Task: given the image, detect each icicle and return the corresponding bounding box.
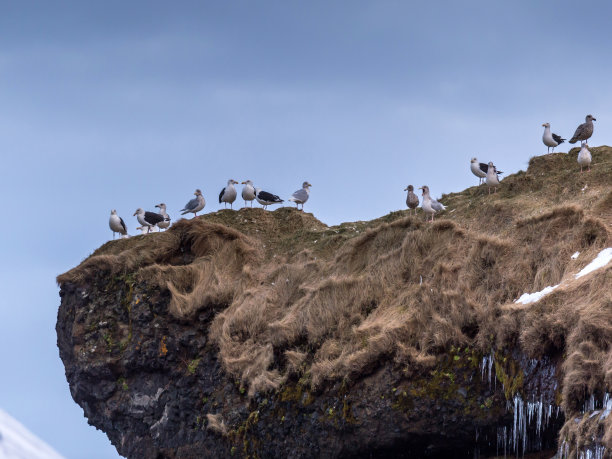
[480,351,495,388]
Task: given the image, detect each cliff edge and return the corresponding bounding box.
[57,148,612,458]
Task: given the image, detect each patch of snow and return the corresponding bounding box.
[575,248,612,279]
[517,248,612,305]
[515,285,560,305]
[0,408,64,459]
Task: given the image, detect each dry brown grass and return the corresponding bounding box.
[206,413,228,436]
[59,147,612,450]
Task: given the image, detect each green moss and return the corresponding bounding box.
[103,332,114,352]
[117,377,128,391]
[342,398,358,424]
[279,381,313,406]
[494,353,524,399]
[187,358,201,375]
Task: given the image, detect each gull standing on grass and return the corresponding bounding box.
[418,185,446,222]
[404,185,419,215]
[569,115,596,145]
[471,158,503,185]
[288,181,312,211]
[155,203,171,231]
[133,208,165,233]
[577,144,592,172]
[180,189,206,217]
[542,123,565,153]
[241,180,256,207]
[109,210,128,239]
[219,179,239,209]
[255,188,284,209]
[485,161,501,194]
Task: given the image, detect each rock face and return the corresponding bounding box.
[57,150,612,458]
[57,274,564,458]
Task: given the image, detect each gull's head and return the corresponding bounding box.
[303,181,312,188]
[242,180,253,186]
[228,179,238,185]
[488,161,495,169]
[587,114,596,122]
[419,185,429,195]
[471,157,478,163]
[133,208,144,216]
[111,209,117,215]
[155,203,166,210]
[542,122,550,128]
[194,189,202,196]
[404,185,414,192]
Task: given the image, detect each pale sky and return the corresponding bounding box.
[1,1,611,457]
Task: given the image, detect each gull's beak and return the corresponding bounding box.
[593,117,597,121]
[155,205,159,208]
[241,181,246,184]
[542,123,546,127]
[404,187,408,191]
[133,211,137,216]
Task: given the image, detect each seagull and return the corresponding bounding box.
[154,203,171,231]
[255,188,284,209]
[134,208,165,233]
[470,158,487,185]
[577,143,592,172]
[404,185,419,215]
[109,210,128,239]
[470,158,503,185]
[288,181,312,211]
[485,161,501,194]
[569,115,596,145]
[241,180,256,207]
[418,185,446,222]
[219,179,239,209]
[180,189,206,217]
[542,123,566,153]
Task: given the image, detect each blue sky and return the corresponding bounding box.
[1,1,611,457]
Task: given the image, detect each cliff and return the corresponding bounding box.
[57,147,612,458]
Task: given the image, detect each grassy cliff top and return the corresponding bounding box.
[58,146,612,453]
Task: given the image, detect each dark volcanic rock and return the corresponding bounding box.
[56,273,564,458]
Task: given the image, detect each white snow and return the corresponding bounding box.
[515,248,612,305]
[515,284,560,305]
[575,248,612,279]
[0,408,64,459]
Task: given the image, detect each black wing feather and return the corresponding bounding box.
[552,133,565,144]
[218,188,225,203]
[119,217,127,233]
[258,190,283,202]
[479,163,488,173]
[144,211,165,225]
